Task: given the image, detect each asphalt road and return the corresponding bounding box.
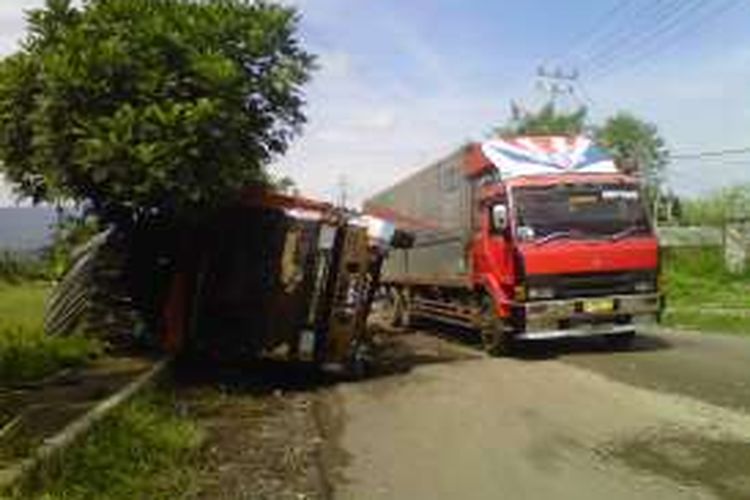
[324,327,750,500]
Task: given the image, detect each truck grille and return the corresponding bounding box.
[527,270,655,299]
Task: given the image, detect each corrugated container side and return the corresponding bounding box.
[364,145,477,285]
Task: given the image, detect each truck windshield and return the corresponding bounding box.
[512,184,651,241]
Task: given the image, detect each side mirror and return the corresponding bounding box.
[391,229,415,249]
[491,205,508,233]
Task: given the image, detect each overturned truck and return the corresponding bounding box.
[47,188,406,373]
[164,189,400,370]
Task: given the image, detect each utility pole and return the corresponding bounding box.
[337,174,348,209]
[534,65,581,109]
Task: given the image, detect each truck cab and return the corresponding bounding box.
[472,140,662,352]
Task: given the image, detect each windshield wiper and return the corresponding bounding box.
[533,230,582,246]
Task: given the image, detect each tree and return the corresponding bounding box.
[0,0,314,225]
[496,103,588,137]
[272,175,298,195]
[595,113,668,196]
[682,184,750,226]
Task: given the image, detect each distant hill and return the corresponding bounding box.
[0,207,57,251]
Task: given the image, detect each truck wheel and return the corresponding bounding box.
[479,296,513,356]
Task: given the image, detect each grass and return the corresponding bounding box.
[10,391,204,500]
[662,309,750,335]
[0,282,99,385]
[662,248,750,335]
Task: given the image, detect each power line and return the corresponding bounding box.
[548,0,637,67]
[671,146,750,160]
[539,0,708,98]
[585,0,708,79]
[573,0,685,71]
[590,0,742,81]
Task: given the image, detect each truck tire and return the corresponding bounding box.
[479,295,513,356]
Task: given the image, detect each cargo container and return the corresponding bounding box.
[364,136,663,354]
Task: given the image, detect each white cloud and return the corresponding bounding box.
[319,50,351,79]
[588,45,750,196]
[271,47,515,206]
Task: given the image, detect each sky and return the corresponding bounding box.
[2,0,750,206]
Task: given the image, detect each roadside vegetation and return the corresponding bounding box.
[0,251,49,284]
[662,248,750,335]
[10,391,204,500]
[0,280,99,385]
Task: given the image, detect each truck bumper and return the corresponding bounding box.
[513,293,662,340]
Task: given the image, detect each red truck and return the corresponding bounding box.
[364,135,662,354]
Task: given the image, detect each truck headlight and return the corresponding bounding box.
[634,281,655,293]
[527,287,555,300]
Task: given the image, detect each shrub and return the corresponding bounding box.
[0,325,100,385]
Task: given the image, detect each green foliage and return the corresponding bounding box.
[681,184,750,226]
[0,281,50,330]
[663,309,750,336]
[0,283,99,384]
[13,391,203,499]
[0,326,99,384]
[595,112,668,191]
[45,211,101,278]
[272,174,298,195]
[662,248,750,335]
[663,248,750,305]
[497,103,587,136]
[0,0,314,223]
[0,250,50,283]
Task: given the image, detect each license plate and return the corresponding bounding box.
[583,298,614,314]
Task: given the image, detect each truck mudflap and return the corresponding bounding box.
[513,293,662,340]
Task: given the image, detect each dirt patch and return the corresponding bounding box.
[174,373,330,500]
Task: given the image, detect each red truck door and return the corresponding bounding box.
[473,198,516,317]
